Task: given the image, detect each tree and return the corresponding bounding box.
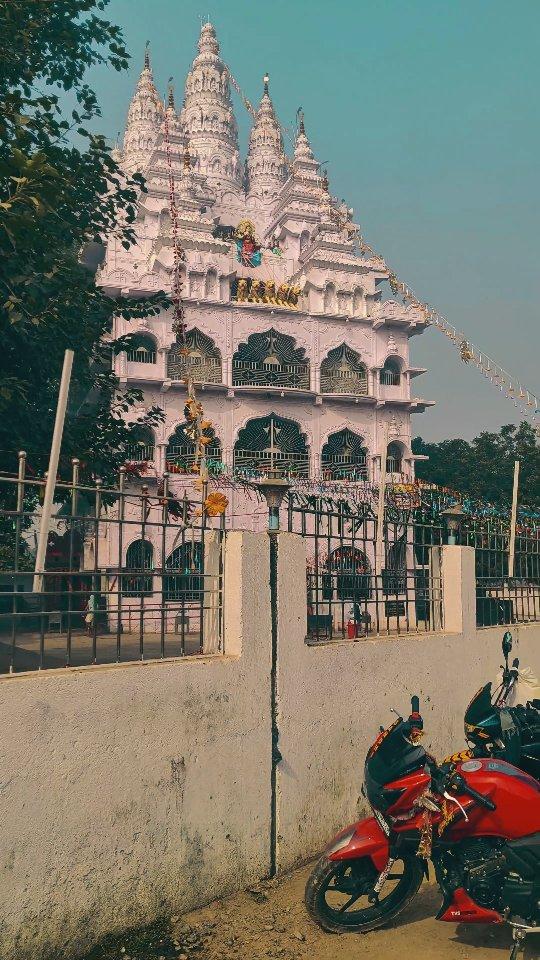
[0,0,168,488]
[412,422,540,508]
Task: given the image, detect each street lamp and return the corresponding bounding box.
[256,469,291,531]
[442,503,465,545]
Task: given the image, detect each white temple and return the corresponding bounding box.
[98,21,433,521]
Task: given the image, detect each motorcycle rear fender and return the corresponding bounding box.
[327,816,390,870]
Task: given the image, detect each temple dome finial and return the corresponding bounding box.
[144,41,150,72]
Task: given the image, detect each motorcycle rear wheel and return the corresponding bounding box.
[305,854,424,933]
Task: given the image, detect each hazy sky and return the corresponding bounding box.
[86,0,540,441]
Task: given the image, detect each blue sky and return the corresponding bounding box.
[87,0,540,441]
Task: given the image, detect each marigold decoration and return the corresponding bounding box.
[203,491,229,516]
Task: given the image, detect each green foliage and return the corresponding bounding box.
[412,422,540,508]
[0,0,168,486]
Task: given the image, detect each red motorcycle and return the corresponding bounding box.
[305,695,540,959]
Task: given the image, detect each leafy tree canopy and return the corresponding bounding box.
[412,422,540,508]
[0,0,168,487]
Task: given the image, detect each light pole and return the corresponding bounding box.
[256,470,291,531]
[442,503,465,546]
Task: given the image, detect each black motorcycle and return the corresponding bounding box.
[462,631,540,780]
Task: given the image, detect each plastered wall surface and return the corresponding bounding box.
[0,531,538,958]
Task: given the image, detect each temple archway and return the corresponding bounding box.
[232,329,309,389]
[380,357,402,386]
[321,429,368,480]
[125,425,155,463]
[166,424,222,475]
[320,344,368,395]
[386,441,404,474]
[328,547,371,601]
[167,329,222,383]
[164,542,203,602]
[124,540,154,597]
[126,334,157,364]
[234,413,309,477]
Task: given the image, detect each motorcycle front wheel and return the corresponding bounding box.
[305,854,424,933]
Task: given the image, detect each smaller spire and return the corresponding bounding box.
[144,41,150,71]
[167,80,175,109]
[263,72,270,96]
[293,111,316,164]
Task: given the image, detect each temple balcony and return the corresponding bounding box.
[232,359,310,390]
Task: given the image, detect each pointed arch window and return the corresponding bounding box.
[321,429,368,480]
[167,329,222,384]
[125,425,155,463]
[320,344,368,395]
[126,334,157,364]
[386,441,403,475]
[166,423,222,475]
[232,329,309,389]
[380,358,401,386]
[234,413,309,477]
[124,540,153,596]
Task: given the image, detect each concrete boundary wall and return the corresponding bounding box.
[0,532,539,959]
[274,533,540,870]
[0,532,272,960]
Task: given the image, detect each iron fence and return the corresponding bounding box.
[0,464,225,673]
[462,515,540,626]
[286,493,444,641]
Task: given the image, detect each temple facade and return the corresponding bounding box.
[98,21,433,524]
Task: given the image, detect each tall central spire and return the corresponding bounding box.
[246,74,287,199]
[180,22,241,190]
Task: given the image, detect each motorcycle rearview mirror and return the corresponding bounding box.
[502,631,513,667]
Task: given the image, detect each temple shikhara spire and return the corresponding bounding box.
[246,74,287,198]
[121,45,164,174]
[179,21,241,189]
[101,19,433,528]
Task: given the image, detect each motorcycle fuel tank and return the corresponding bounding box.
[446,758,540,841]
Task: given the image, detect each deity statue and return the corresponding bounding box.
[234,218,262,267]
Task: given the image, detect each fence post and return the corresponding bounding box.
[440,545,476,635]
[202,530,222,654]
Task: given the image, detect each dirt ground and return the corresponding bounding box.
[82,864,540,960]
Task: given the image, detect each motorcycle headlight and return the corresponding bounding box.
[326,829,355,855]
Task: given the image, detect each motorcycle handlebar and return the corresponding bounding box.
[450,773,497,812]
